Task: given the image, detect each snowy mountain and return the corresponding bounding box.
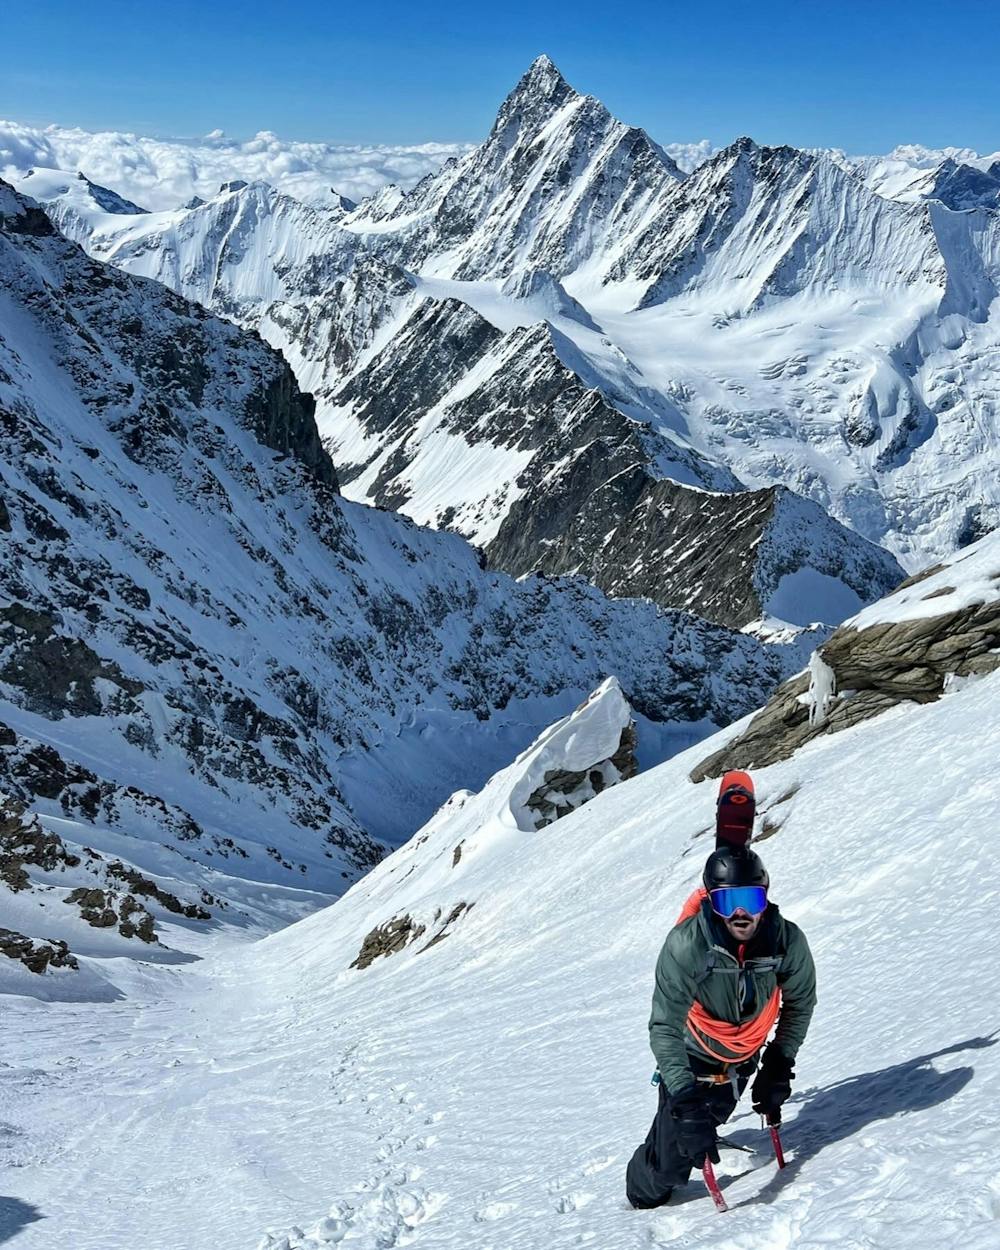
[14,57,997,590]
[345,54,686,281]
[846,144,1000,208]
[2,533,997,1247]
[16,166,148,227]
[1,179,804,967]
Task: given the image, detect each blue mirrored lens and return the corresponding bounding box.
[710,886,767,918]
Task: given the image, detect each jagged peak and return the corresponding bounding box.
[488,54,577,141]
[518,53,570,96]
[697,136,825,184]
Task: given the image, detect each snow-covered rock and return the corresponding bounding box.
[692,529,1000,778]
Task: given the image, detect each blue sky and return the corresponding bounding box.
[3,0,999,153]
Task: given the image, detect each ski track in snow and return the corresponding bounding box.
[2,670,1000,1249]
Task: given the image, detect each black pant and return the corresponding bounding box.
[625,1057,755,1209]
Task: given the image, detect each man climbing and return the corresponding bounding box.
[626,844,817,1209]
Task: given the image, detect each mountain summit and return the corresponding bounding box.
[489,54,577,140]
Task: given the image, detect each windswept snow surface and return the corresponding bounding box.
[2,659,999,1247]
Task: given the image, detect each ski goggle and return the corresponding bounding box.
[709,885,768,918]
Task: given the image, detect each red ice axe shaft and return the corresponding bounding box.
[701,1158,728,1212]
[703,1120,785,1212]
[767,1119,786,1169]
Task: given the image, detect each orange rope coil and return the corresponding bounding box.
[686,989,781,1062]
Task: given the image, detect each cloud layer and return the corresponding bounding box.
[0,119,476,210]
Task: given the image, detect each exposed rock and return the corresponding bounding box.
[64,885,159,942]
[490,467,903,628]
[117,895,157,943]
[0,794,80,891]
[0,607,144,719]
[65,886,118,928]
[420,901,473,951]
[691,597,1000,780]
[105,860,210,920]
[0,928,78,974]
[0,724,206,846]
[524,721,638,829]
[351,914,426,970]
[351,900,476,968]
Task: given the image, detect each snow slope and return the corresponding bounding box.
[1,585,998,1248]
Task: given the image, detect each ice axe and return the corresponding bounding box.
[763,1115,786,1168]
[701,1158,728,1213]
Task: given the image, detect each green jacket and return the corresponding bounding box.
[650,900,817,1094]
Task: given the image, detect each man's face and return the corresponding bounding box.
[724,908,762,941]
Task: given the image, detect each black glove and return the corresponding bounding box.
[670,1085,719,1167]
[751,1046,795,1125]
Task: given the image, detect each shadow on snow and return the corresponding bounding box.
[0,1196,44,1245]
[720,1033,998,1206]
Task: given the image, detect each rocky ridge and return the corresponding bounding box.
[326,293,903,625]
[691,529,1000,779]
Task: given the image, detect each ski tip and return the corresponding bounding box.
[717,769,754,798]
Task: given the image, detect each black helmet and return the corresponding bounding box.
[703,847,769,891]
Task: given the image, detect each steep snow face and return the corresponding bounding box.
[604,140,946,310]
[0,180,798,935]
[3,585,997,1247]
[80,179,358,318]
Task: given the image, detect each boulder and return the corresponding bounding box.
[692,597,1000,780]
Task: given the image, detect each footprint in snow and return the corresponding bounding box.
[474,1200,517,1222]
[258,1184,444,1249]
[556,1191,595,1214]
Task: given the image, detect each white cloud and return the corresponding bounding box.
[0,118,474,210]
[661,139,717,172]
